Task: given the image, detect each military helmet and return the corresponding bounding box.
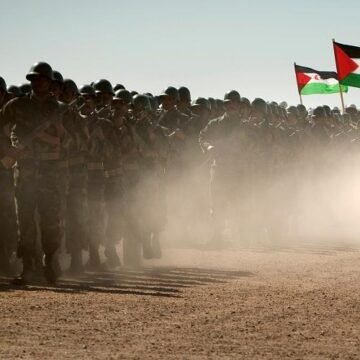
[114,83,125,92]
[178,86,191,102]
[19,83,32,95]
[26,62,54,81]
[323,104,332,117]
[207,97,216,111]
[114,89,133,104]
[296,104,307,116]
[159,86,179,101]
[191,97,211,111]
[240,97,251,107]
[0,76,6,92]
[79,84,96,97]
[52,70,64,84]
[251,98,267,114]
[279,101,288,109]
[93,79,114,95]
[133,94,152,111]
[148,96,158,112]
[268,103,279,117]
[345,105,358,116]
[7,85,22,97]
[215,99,225,111]
[312,106,325,118]
[63,79,78,94]
[224,90,241,103]
[332,106,340,115]
[287,105,299,116]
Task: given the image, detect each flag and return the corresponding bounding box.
[333,41,360,88]
[294,64,348,95]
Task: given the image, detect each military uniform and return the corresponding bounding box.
[63,104,90,273]
[2,79,66,284]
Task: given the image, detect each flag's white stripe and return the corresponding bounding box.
[350,58,360,74]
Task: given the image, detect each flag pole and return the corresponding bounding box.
[294,62,303,105]
[332,38,346,114]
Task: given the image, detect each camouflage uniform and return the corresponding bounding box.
[134,114,169,258]
[63,107,90,272]
[0,110,18,274]
[86,111,109,268]
[199,111,260,245]
[1,92,66,282]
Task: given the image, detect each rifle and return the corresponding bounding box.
[1,104,68,169]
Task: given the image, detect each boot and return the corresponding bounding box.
[12,258,33,286]
[69,250,84,275]
[151,233,162,259]
[43,254,58,285]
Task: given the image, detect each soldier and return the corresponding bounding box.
[1,62,67,284]
[158,86,189,131]
[0,77,18,275]
[81,84,108,269]
[62,79,89,274]
[50,70,64,100]
[177,86,193,116]
[132,94,169,258]
[96,80,124,268]
[199,90,259,246]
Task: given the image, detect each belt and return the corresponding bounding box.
[123,163,139,171]
[105,168,123,178]
[87,162,104,171]
[68,156,85,167]
[37,152,61,161]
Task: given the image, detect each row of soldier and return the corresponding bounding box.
[0,61,359,285]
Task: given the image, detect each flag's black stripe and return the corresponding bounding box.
[295,64,338,80]
[334,41,360,58]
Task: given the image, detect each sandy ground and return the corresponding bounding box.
[1,242,360,359]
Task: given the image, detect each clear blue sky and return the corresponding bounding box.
[2,0,360,108]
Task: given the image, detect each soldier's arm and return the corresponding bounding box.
[199,119,218,153]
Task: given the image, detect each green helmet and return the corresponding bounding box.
[63,79,78,94]
[312,106,325,118]
[296,104,307,117]
[79,84,96,97]
[93,79,114,95]
[191,97,211,111]
[178,86,191,102]
[18,83,32,95]
[0,76,6,92]
[240,97,251,107]
[52,70,64,84]
[215,99,225,112]
[26,62,54,81]
[224,90,241,103]
[287,105,299,117]
[251,98,267,114]
[133,94,152,111]
[114,83,125,92]
[159,86,179,101]
[7,85,22,97]
[207,97,216,111]
[114,89,133,104]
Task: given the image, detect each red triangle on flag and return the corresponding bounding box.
[296,71,311,91]
[334,43,359,81]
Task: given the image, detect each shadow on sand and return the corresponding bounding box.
[0,266,253,298]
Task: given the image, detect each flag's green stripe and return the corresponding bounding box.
[301,83,348,95]
[341,73,360,88]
